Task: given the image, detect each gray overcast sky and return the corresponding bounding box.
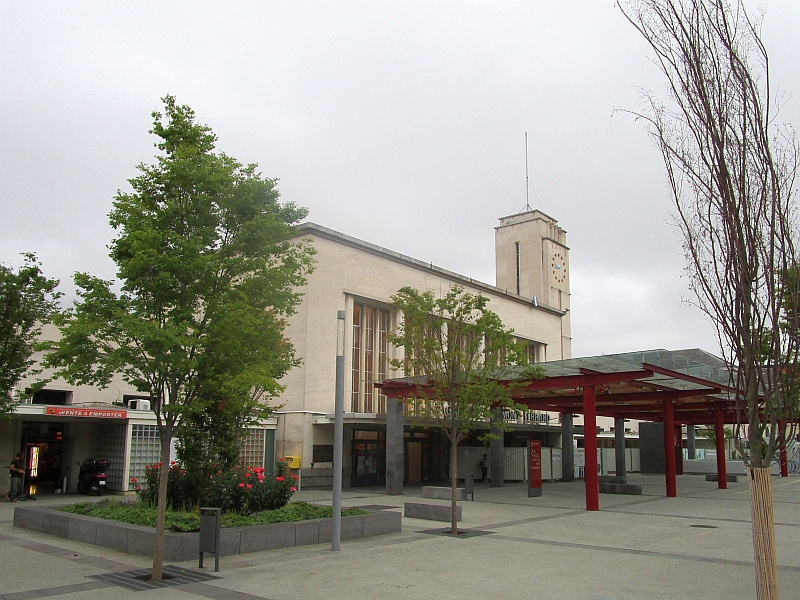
[2,1,799,358]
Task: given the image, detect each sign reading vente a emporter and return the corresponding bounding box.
[45,406,127,419]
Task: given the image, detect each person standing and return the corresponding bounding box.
[7,452,25,502]
[479,454,488,483]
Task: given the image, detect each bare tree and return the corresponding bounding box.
[618,1,800,597]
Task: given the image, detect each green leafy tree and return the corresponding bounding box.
[44,96,314,581]
[0,254,60,416]
[389,285,542,535]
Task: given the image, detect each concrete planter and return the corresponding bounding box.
[14,505,402,562]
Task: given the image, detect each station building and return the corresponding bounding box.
[277,209,574,488]
[0,208,572,495]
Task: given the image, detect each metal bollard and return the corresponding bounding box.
[199,507,221,572]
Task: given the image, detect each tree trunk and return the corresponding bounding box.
[151,430,172,582]
[450,441,458,536]
[749,467,779,600]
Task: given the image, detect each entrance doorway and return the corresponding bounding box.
[404,431,431,484]
[21,422,65,495]
[350,429,385,487]
[406,442,422,484]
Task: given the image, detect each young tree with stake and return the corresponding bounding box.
[618,2,800,597]
[389,286,542,535]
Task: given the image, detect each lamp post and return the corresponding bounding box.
[332,309,346,551]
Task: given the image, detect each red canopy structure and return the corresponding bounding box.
[378,349,760,511]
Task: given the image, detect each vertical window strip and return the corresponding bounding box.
[351,304,362,412]
[364,307,375,412]
[515,241,521,295]
[377,310,388,414]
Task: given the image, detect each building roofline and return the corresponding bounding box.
[295,222,567,316]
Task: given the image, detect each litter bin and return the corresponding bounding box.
[199,507,221,572]
[464,474,474,500]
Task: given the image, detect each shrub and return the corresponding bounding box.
[203,461,297,514]
[133,461,198,511]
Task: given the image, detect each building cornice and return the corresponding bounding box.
[295,222,567,317]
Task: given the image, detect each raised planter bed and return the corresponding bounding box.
[14,505,402,561]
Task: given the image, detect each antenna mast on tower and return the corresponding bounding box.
[523,132,532,212]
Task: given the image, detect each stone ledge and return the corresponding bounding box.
[14,505,402,561]
[404,502,462,522]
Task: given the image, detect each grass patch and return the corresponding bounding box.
[60,499,366,532]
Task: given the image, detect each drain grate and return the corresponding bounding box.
[88,565,220,592]
[419,528,495,538]
[690,524,719,529]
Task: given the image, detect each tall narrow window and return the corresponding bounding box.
[515,241,521,295]
[363,307,375,412]
[351,304,362,411]
[351,303,391,414]
[377,311,389,414]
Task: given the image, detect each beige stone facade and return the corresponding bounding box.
[277,209,572,475]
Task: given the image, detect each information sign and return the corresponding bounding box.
[529,440,542,497]
[45,406,127,419]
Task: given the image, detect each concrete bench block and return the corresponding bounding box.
[363,510,402,537]
[126,525,156,557]
[14,506,46,532]
[422,486,466,501]
[68,514,98,545]
[219,528,241,556]
[706,473,739,482]
[95,520,130,551]
[599,483,642,495]
[164,531,199,562]
[404,502,462,522]
[319,514,364,542]
[240,521,296,553]
[598,475,626,484]
[295,519,320,546]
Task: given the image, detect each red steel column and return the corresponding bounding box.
[583,385,599,511]
[663,399,677,497]
[714,408,727,490]
[779,420,789,477]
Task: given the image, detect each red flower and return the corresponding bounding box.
[170,461,176,465]
[292,474,299,481]
[246,484,252,489]
[135,485,141,491]
[278,458,284,462]
[130,477,137,483]
[257,474,263,482]
[179,469,185,474]
[245,473,251,477]
[290,486,296,492]
[238,482,245,488]
[276,476,284,482]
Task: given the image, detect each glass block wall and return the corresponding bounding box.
[95,424,127,490]
[128,424,160,491]
[239,428,266,469]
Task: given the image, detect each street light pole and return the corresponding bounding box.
[332,309,346,551]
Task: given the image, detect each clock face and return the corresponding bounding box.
[551,251,567,284]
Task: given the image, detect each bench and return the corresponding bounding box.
[599,483,642,495]
[422,486,467,501]
[404,502,462,522]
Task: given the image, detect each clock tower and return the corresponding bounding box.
[495,209,571,355]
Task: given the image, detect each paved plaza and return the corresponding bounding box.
[1,474,799,599]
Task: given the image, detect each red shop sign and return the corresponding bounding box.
[45,406,127,419]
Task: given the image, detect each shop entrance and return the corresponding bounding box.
[21,422,66,495]
[351,429,385,487]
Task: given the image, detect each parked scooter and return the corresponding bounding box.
[76,458,111,495]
